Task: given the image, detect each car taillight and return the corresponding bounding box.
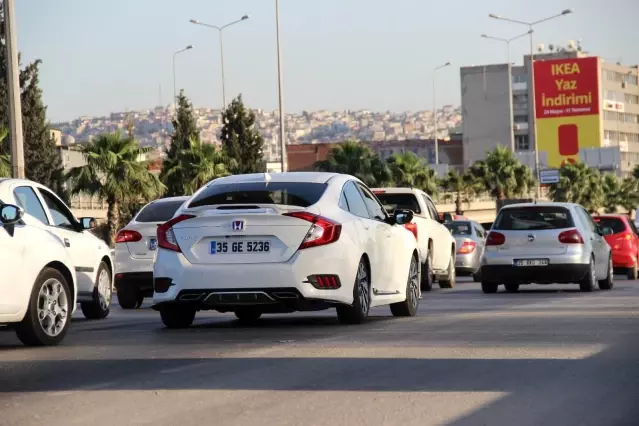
[457,241,477,254]
[404,222,418,240]
[616,233,632,242]
[283,211,342,250]
[157,214,195,252]
[115,230,142,243]
[485,231,505,246]
[558,229,584,244]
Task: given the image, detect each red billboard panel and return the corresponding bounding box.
[534,57,600,119]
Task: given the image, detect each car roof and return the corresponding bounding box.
[207,172,354,186]
[370,187,423,194]
[149,196,190,204]
[500,202,577,210]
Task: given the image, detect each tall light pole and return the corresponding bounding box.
[481,30,533,153]
[489,9,574,199]
[433,62,451,165]
[173,45,194,105]
[190,15,250,109]
[3,0,24,178]
[275,0,287,172]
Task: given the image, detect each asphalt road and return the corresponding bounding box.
[1,277,639,426]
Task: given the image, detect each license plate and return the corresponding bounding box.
[149,238,158,250]
[514,259,549,267]
[210,240,271,254]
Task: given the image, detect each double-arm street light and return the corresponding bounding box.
[173,45,195,105]
[481,30,533,67]
[489,9,574,199]
[433,62,451,165]
[190,15,250,109]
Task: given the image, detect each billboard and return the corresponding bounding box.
[534,57,602,168]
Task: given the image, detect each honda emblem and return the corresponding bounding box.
[232,220,245,231]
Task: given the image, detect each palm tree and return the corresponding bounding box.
[315,140,390,187]
[467,146,536,200]
[549,161,603,212]
[386,152,438,196]
[0,127,11,177]
[602,173,622,213]
[440,170,479,215]
[620,177,639,215]
[66,133,165,246]
[163,138,235,195]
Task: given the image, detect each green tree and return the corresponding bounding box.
[549,161,604,212]
[220,94,265,174]
[161,90,200,196]
[440,169,479,215]
[619,177,639,214]
[163,137,235,195]
[315,140,390,187]
[601,173,622,213]
[386,152,438,196]
[467,146,536,200]
[0,126,9,177]
[66,133,164,246]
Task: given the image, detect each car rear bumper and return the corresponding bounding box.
[115,272,154,296]
[481,263,589,284]
[611,251,636,268]
[455,252,480,275]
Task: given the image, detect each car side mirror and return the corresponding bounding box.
[394,209,414,225]
[79,217,97,230]
[0,204,24,225]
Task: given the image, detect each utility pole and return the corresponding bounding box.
[3,0,25,179]
[275,0,287,172]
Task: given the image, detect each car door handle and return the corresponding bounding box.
[64,238,70,247]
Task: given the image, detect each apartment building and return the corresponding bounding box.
[461,48,639,176]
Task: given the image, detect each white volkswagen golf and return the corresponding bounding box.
[152,172,421,327]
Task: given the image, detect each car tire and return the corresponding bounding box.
[235,308,262,323]
[15,267,72,347]
[438,255,456,289]
[80,262,112,320]
[337,259,370,325]
[481,281,498,294]
[160,305,197,329]
[472,270,482,282]
[420,250,434,292]
[599,256,614,290]
[579,257,596,292]
[391,255,420,317]
[627,260,638,281]
[136,294,145,308]
[505,284,520,293]
[117,288,139,310]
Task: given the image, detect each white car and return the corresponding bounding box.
[152,172,420,327]
[0,179,113,346]
[114,196,189,309]
[372,187,457,291]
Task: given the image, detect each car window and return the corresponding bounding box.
[473,224,485,239]
[373,192,421,214]
[341,181,369,218]
[135,199,186,223]
[425,198,440,222]
[37,188,76,230]
[577,207,597,233]
[592,217,626,235]
[445,221,472,236]
[420,195,433,220]
[628,220,639,236]
[494,206,575,230]
[13,186,49,225]
[188,182,327,208]
[357,184,387,221]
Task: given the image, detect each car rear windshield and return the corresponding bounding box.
[135,200,186,223]
[445,221,473,236]
[373,193,421,214]
[188,182,327,208]
[593,217,626,234]
[494,206,574,230]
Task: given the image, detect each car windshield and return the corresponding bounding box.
[494,206,574,230]
[593,217,626,235]
[135,200,186,223]
[188,182,327,208]
[445,221,473,236]
[373,193,421,214]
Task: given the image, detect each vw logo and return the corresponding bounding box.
[528,234,535,242]
[232,220,245,231]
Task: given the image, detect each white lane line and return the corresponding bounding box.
[160,362,207,374]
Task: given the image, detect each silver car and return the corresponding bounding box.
[445,220,486,282]
[481,202,613,293]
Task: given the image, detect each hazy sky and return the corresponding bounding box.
[15,0,639,122]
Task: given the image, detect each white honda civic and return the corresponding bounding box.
[152,172,421,327]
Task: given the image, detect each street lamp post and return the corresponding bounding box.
[190,15,250,109]
[481,30,533,153]
[433,62,451,165]
[3,0,24,179]
[275,0,286,172]
[173,45,194,105]
[489,9,574,199]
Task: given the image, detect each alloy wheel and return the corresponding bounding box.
[37,278,69,337]
[409,258,419,308]
[97,269,112,310]
[357,262,370,314]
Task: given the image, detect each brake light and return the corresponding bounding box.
[404,222,418,240]
[283,211,342,250]
[616,233,632,241]
[457,241,477,254]
[157,214,195,252]
[558,229,584,244]
[308,274,342,290]
[115,230,142,243]
[486,231,505,246]
[372,190,385,194]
